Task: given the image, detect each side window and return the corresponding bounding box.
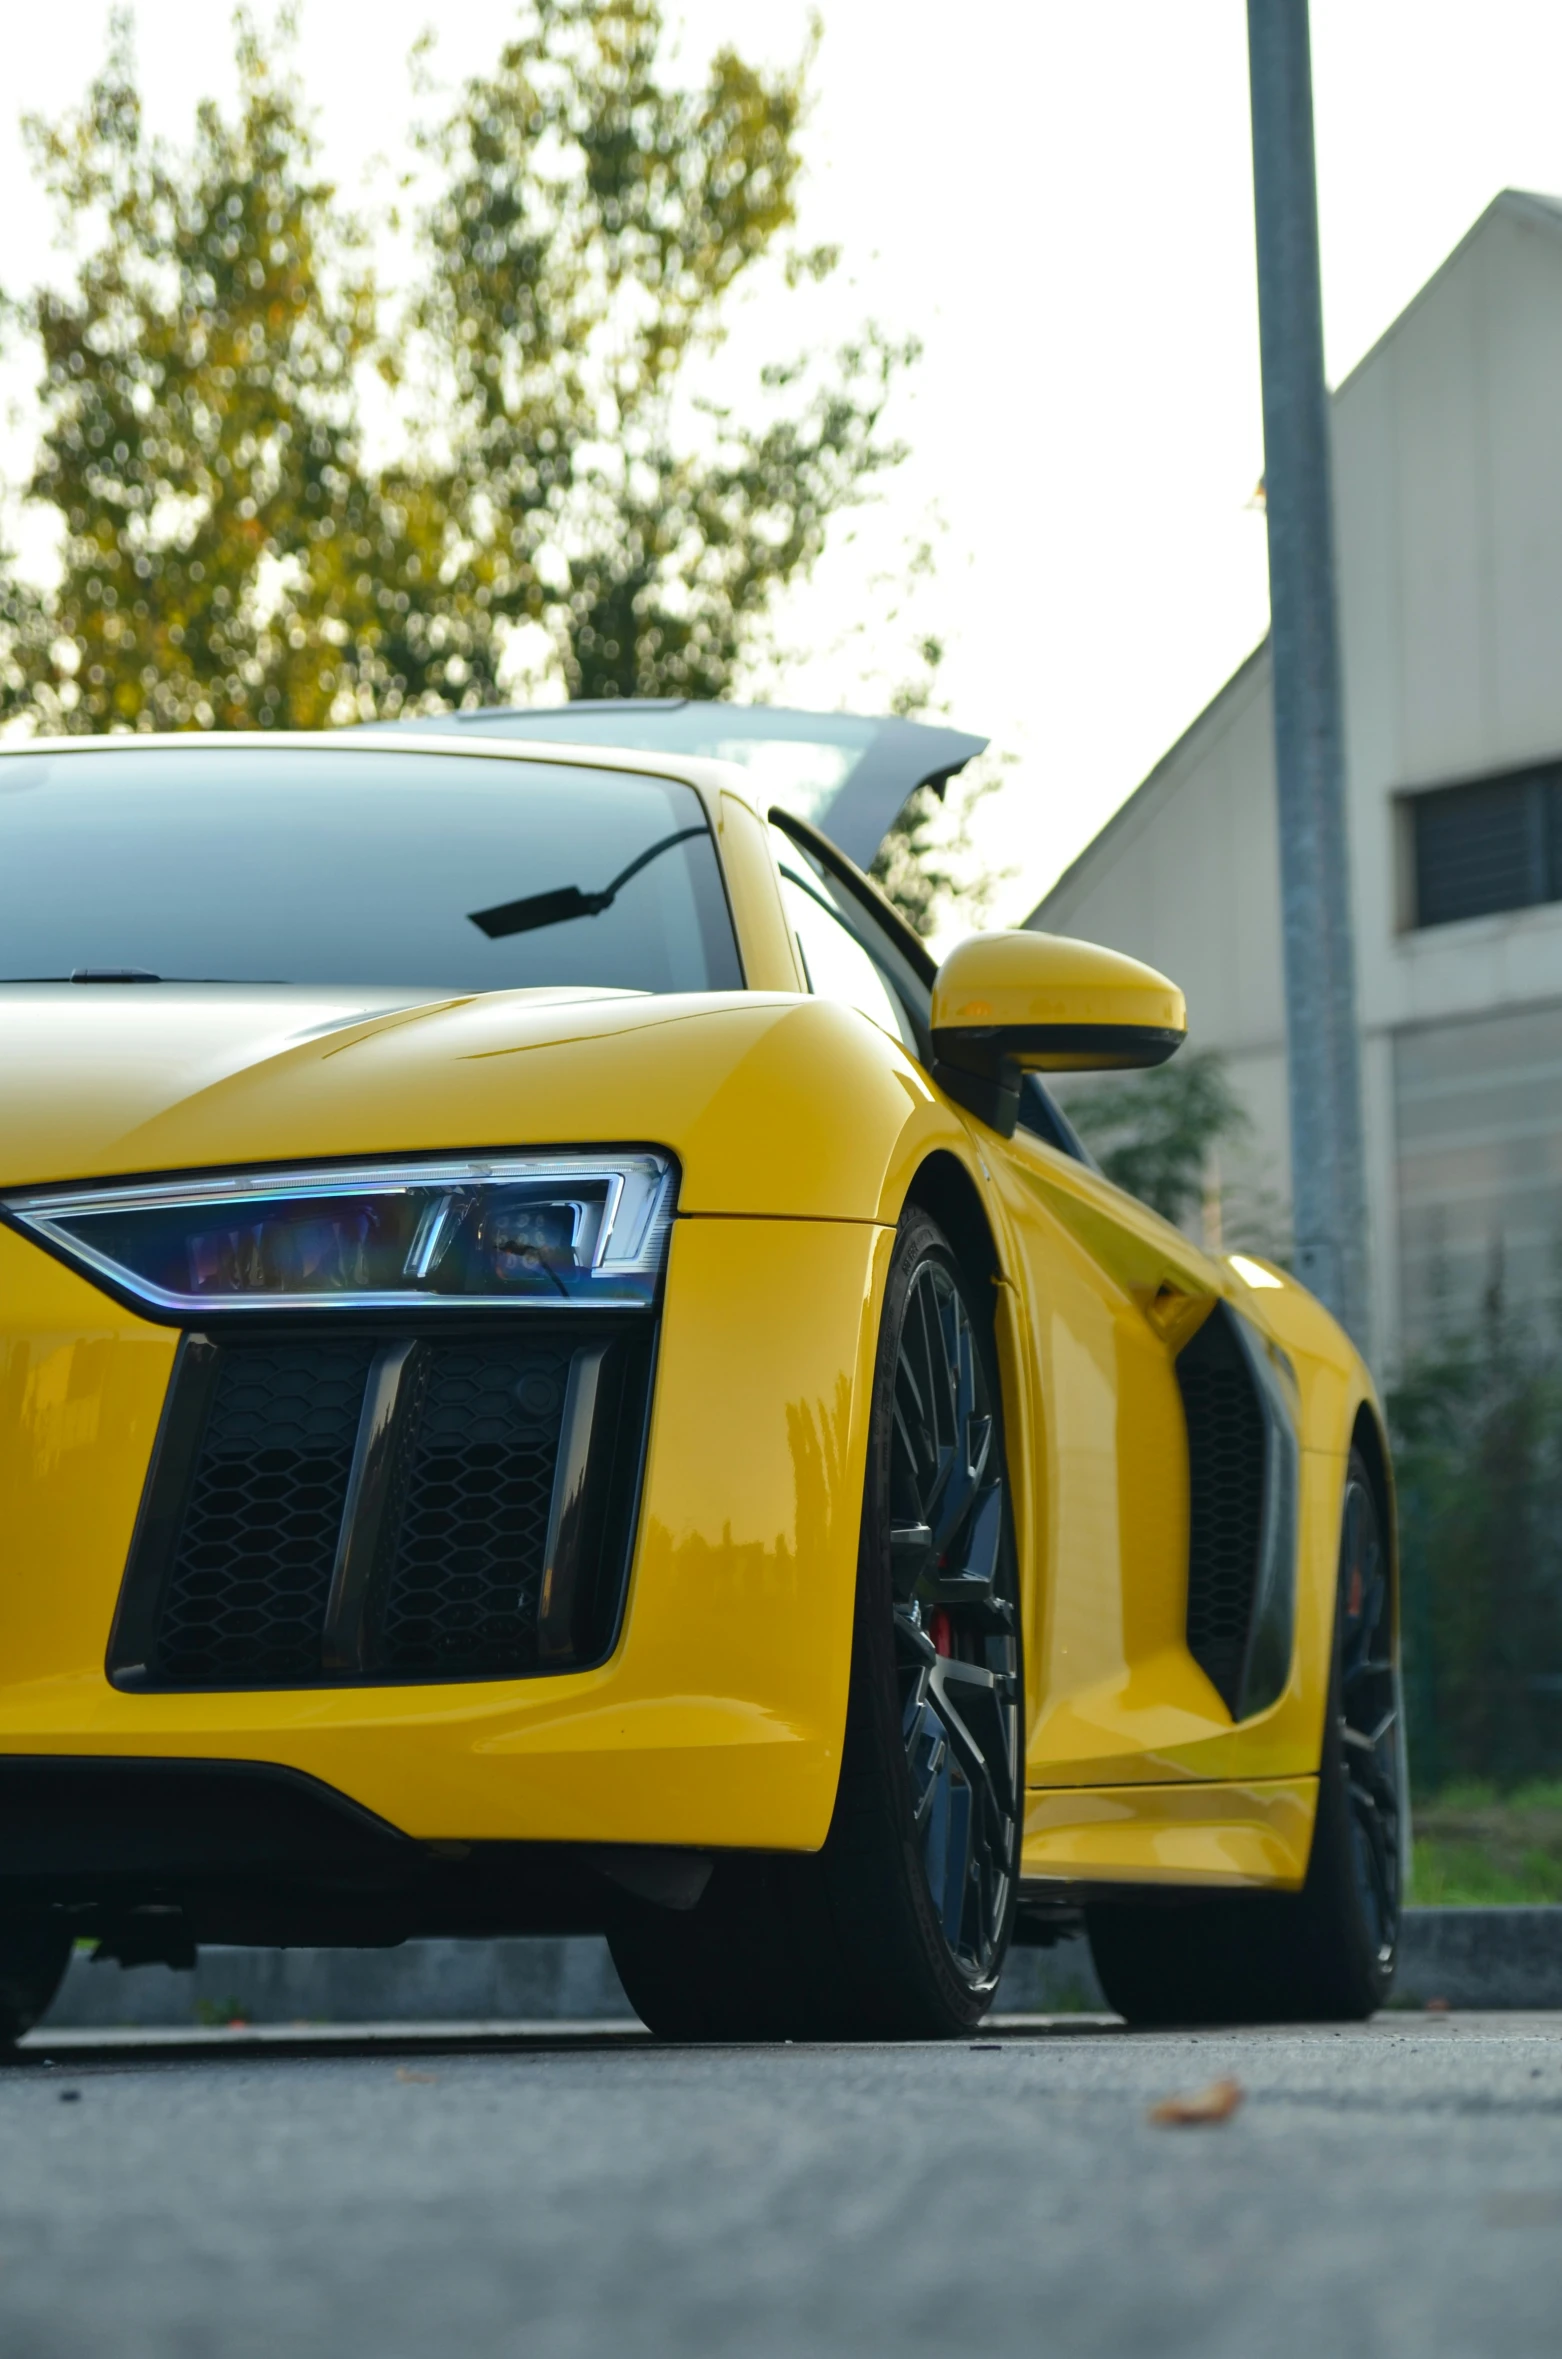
[778,872,918,1053]
[1016,1075,1097,1168]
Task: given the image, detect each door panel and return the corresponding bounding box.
[988,1125,1240,1786]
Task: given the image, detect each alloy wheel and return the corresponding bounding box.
[1337,1473,1402,1967]
[888,1256,1020,1982]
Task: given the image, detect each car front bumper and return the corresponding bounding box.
[0,1215,891,1854]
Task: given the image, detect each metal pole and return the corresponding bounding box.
[1246,0,1369,1347]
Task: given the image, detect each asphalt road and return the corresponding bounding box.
[3,2012,1561,2358]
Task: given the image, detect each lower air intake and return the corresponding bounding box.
[112,1326,649,1691]
[156,1340,377,1685]
[377,1340,572,1679]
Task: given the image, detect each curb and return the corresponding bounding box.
[1390,1906,1562,2010]
[38,1906,1562,2031]
[999,1907,1562,2015]
[44,1935,635,2031]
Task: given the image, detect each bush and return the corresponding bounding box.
[1060,1052,1250,1228]
[1389,1303,1562,1790]
[1409,1780,1562,1904]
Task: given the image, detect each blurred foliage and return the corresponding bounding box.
[1,15,409,728]
[1389,1304,1562,1790]
[1410,1783,1562,1905]
[868,633,1009,939]
[1059,1052,1251,1227]
[0,2,910,727]
[871,777,982,940]
[416,0,909,703]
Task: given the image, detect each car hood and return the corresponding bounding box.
[0,982,924,1221]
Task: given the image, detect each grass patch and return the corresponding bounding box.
[1410,1781,1562,1904]
[192,1995,249,2028]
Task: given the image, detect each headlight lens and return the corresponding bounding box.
[4,1152,677,1314]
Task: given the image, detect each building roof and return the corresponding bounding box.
[1027,188,1562,931]
[1028,639,1270,927]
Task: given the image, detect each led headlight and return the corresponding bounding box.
[4,1152,677,1315]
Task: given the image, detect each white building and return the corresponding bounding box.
[1028,190,1562,1368]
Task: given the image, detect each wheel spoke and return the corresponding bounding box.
[1334,1473,1403,1971]
[1349,1781,1398,1952]
[889,1252,1020,1980]
[901,1666,1015,1963]
[927,1485,1002,1605]
[889,1521,934,1595]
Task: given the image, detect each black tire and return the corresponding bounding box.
[1086,1447,1402,2026]
[608,1209,1023,2039]
[0,1918,73,2049]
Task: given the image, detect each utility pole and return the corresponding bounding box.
[1246,0,1369,1347]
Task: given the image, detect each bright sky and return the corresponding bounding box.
[4,1,1562,922]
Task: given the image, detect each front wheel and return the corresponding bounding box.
[0,1917,73,2049]
[1087,1448,1403,2026]
[607,1210,1023,2039]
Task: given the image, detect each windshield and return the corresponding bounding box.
[0,746,742,994]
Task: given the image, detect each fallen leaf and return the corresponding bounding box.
[1425,1997,1451,2014]
[395,2067,437,2085]
[1148,2076,1244,2127]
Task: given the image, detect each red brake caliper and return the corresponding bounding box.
[929,1607,953,1659]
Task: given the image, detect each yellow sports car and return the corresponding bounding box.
[0,722,1404,2040]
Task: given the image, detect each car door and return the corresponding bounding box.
[979,1121,1243,1788]
[765,821,1289,1792]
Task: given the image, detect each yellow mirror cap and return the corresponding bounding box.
[931,929,1186,1036]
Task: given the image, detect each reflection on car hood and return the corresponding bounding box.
[0,985,631,1189]
[0,981,923,1222]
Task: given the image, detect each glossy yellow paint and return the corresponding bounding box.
[0,1229,179,1690]
[1022,1776,1317,1889]
[932,928,1186,1054]
[710,787,807,994]
[0,983,959,1221]
[978,1122,1372,1795]
[0,1214,889,1850]
[0,732,1389,1893]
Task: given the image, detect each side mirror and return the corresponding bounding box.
[930,929,1186,1135]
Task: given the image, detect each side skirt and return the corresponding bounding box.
[1021,1775,1318,1894]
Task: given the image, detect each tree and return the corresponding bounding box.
[1,4,910,728]
[410,0,908,703]
[867,629,1010,941]
[0,14,462,731]
[1060,1051,1251,1227]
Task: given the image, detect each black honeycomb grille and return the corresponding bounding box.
[1176,1306,1267,1718]
[154,1341,375,1685]
[377,1341,570,1678]
[119,1326,647,1690]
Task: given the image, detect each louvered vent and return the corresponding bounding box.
[1177,1307,1269,1717]
[112,1326,648,1690]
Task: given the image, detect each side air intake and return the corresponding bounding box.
[1175,1302,1299,1721]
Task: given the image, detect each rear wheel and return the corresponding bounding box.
[0,1918,73,2049]
[1087,1448,1402,2026]
[607,1210,1023,2039]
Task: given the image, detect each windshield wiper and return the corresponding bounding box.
[468,826,707,941]
[70,968,162,983]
